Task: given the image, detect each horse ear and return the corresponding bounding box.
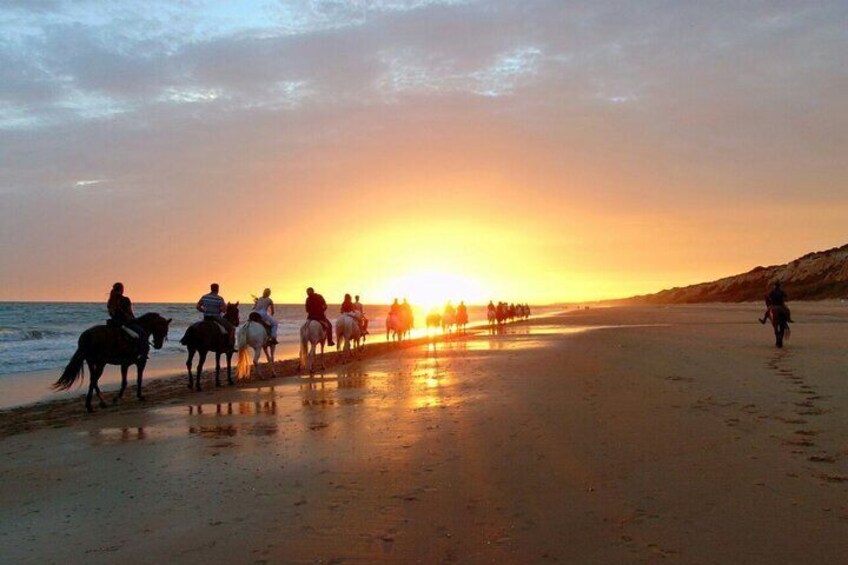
[235,301,239,307]
[167,318,173,324]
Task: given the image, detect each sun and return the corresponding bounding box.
[383,269,485,312]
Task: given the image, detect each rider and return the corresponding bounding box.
[457,300,467,322]
[197,283,235,345]
[444,300,456,318]
[354,295,369,335]
[389,298,401,317]
[487,300,496,315]
[401,298,413,328]
[107,282,149,361]
[252,288,278,344]
[759,281,794,324]
[341,293,355,314]
[305,287,334,346]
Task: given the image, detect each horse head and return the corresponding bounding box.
[138,313,172,349]
[225,302,241,326]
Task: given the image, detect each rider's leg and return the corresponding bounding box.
[220,318,236,350]
[759,308,769,324]
[322,317,334,345]
[128,323,150,359]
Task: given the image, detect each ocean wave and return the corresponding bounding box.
[0,328,68,343]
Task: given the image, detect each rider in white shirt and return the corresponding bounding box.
[252,288,278,344]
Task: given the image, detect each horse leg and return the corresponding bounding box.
[186,349,195,390]
[266,345,276,377]
[114,364,129,403]
[84,360,99,413]
[196,351,207,391]
[226,352,234,385]
[319,341,326,371]
[215,353,222,387]
[136,359,147,401]
[253,347,262,379]
[88,364,109,408]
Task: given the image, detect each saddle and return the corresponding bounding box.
[106,319,140,339]
[248,312,273,336]
[205,319,229,335]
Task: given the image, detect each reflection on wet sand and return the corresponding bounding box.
[86,426,149,444]
[183,401,279,416]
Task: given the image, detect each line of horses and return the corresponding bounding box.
[487,302,531,327]
[53,300,524,412]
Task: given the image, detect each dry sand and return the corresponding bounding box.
[1,303,847,563]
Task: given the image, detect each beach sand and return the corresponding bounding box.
[1,303,847,563]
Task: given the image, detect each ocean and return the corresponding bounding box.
[0,302,552,377]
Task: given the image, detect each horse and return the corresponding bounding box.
[386,312,406,342]
[456,309,469,333]
[767,305,791,348]
[487,308,497,328]
[54,313,172,413]
[441,309,456,335]
[235,312,277,380]
[180,302,240,391]
[335,314,362,362]
[300,320,327,375]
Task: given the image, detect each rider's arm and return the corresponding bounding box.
[270,302,275,316]
[196,299,204,313]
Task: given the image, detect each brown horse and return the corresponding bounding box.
[54,313,172,412]
[768,305,791,348]
[180,303,240,390]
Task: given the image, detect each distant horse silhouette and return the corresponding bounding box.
[335,314,362,362]
[180,303,239,390]
[456,309,469,332]
[441,309,456,335]
[487,308,497,328]
[54,313,172,412]
[768,305,791,348]
[386,312,407,342]
[300,320,327,375]
[236,312,276,380]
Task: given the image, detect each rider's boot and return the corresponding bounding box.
[325,321,335,346]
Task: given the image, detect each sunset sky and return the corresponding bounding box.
[1,1,846,304]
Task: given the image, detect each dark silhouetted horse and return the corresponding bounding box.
[180,302,240,390]
[54,313,172,412]
[768,305,791,348]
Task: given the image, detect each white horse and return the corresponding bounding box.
[299,320,327,375]
[386,313,405,342]
[335,314,362,362]
[235,320,276,380]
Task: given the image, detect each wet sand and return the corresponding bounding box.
[1,304,847,563]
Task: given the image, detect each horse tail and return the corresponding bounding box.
[179,324,193,346]
[235,323,251,379]
[54,342,86,391]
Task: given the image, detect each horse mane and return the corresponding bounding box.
[136,312,161,322]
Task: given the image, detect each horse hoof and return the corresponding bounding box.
[137,395,146,402]
[187,383,193,390]
[228,380,235,386]
[86,406,94,413]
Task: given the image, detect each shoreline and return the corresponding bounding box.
[0,314,556,437]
